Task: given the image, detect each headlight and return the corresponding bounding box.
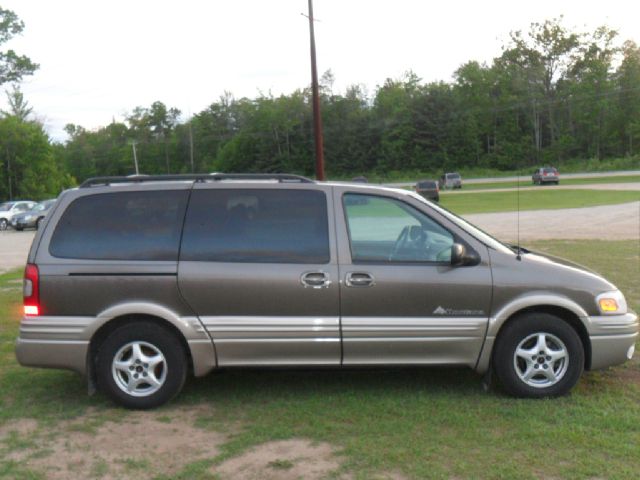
[596,290,628,315]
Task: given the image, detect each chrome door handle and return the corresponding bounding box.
[300,271,332,289]
[345,272,375,287]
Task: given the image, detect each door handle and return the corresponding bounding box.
[300,271,332,289]
[345,272,375,287]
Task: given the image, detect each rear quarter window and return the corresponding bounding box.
[49,190,189,260]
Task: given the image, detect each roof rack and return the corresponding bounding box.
[79,173,314,188]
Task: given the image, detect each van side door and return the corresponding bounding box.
[333,187,492,367]
[178,183,340,366]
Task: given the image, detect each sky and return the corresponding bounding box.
[1,0,638,142]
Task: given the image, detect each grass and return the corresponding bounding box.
[0,240,638,479]
[440,189,640,215]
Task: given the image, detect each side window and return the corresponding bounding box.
[49,190,189,260]
[181,189,330,264]
[343,194,454,263]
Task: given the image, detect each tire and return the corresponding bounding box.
[16,226,23,231]
[0,219,7,231]
[493,313,584,398]
[96,321,188,409]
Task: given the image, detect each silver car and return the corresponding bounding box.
[15,174,638,408]
[11,199,56,231]
[439,172,462,189]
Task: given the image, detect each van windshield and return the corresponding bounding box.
[407,191,514,255]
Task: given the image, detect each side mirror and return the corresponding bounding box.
[451,242,480,267]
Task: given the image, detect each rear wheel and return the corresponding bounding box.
[0,219,7,231]
[493,313,584,398]
[96,321,187,409]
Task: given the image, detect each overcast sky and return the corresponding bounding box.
[1,0,638,142]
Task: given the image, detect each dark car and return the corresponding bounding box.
[532,167,559,185]
[439,172,462,189]
[415,180,439,202]
[11,199,56,231]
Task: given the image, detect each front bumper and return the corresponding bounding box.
[588,311,638,370]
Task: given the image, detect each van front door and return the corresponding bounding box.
[334,189,492,367]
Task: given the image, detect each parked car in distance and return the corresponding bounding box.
[415,180,439,202]
[439,172,462,189]
[11,199,57,231]
[0,200,37,231]
[532,167,559,185]
[15,173,637,409]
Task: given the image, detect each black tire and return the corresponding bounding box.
[16,226,23,231]
[493,313,584,398]
[0,219,7,231]
[96,321,188,409]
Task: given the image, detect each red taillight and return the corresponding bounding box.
[23,263,39,316]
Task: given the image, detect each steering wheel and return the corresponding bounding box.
[389,226,410,261]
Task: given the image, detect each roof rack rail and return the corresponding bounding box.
[79,173,314,188]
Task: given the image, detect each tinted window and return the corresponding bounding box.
[417,181,436,189]
[343,194,454,263]
[50,190,189,260]
[181,189,330,263]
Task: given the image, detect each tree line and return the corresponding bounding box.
[2,12,640,201]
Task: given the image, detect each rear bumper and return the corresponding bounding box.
[15,338,89,375]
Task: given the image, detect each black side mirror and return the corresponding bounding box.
[451,242,480,267]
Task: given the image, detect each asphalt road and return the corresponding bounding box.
[385,169,640,188]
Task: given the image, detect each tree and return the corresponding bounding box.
[1,83,32,120]
[0,6,38,86]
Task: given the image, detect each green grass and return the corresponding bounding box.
[440,189,640,215]
[1,240,639,479]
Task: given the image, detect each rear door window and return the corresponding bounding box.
[181,189,330,264]
[49,190,189,260]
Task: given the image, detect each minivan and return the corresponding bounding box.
[16,174,638,408]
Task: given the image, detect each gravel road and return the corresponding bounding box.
[466,201,640,242]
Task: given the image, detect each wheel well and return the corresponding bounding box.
[495,305,592,370]
[88,314,194,386]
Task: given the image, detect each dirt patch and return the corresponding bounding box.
[214,439,345,480]
[3,408,226,479]
[0,418,38,440]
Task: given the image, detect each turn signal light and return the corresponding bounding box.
[598,298,619,312]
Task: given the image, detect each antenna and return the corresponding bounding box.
[516,169,522,261]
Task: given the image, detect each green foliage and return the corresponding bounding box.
[0,6,38,86]
[0,116,70,200]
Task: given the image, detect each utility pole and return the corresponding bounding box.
[189,121,195,173]
[307,0,325,180]
[130,140,139,175]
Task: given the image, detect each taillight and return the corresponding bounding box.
[23,263,39,316]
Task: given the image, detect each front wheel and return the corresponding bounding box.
[0,219,7,231]
[96,321,187,409]
[493,313,584,398]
